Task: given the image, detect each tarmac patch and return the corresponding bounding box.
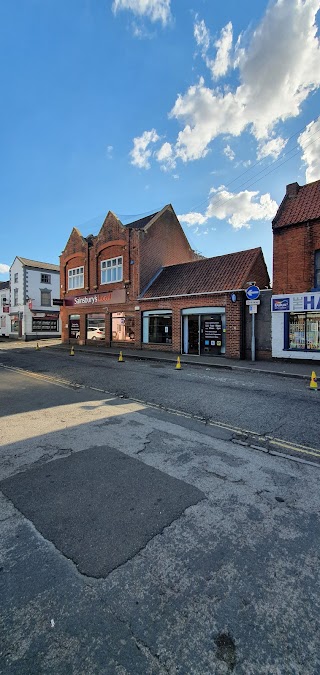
[0,446,204,577]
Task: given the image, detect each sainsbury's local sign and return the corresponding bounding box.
[272,292,320,312]
[64,289,126,307]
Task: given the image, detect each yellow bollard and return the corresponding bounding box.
[118,351,124,362]
[70,346,75,356]
[175,356,181,370]
[310,371,317,391]
[36,342,40,350]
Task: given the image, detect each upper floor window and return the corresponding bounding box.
[315,250,320,289]
[41,273,51,284]
[13,288,18,305]
[101,257,123,284]
[14,273,18,283]
[68,266,84,290]
[41,289,51,306]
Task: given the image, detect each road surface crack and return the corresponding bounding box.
[111,612,175,674]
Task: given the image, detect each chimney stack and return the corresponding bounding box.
[286,182,299,197]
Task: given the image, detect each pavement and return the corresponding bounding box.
[0,337,317,379]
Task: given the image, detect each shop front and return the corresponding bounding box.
[62,289,131,344]
[272,292,320,360]
[31,314,59,334]
[182,307,226,356]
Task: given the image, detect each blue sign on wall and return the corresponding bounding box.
[272,298,290,311]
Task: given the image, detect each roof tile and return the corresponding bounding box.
[141,247,262,298]
[124,212,159,229]
[273,180,320,228]
[17,257,60,272]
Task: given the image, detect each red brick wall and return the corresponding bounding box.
[140,293,245,358]
[60,213,141,342]
[247,251,270,290]
[273,218,320,293]
[139,208,198,294]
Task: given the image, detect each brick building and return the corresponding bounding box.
[271,180,320,360]
[60,205,198,345]
[60,204,269,359]
[139,248,269,358]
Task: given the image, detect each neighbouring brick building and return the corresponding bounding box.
[272,180,320,360]
[60,204,270,359]
[139,248,269,358]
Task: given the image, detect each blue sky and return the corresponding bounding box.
[1,0,320,280]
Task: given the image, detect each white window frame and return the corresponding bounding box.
[68,266,84,290]
[101,257,123,284]
[41,289,51,307]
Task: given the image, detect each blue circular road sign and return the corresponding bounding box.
[246,285,260,300]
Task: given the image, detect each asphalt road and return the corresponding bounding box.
[0,343,319,455]
[1,362,320,673]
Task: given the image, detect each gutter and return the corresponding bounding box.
[139,288,245,301]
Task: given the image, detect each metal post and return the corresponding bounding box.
[251,311,255,362]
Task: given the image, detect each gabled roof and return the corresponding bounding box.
[16,257,59,272]
[273,180,320,229]
[141,247,263,299]
[125,211,159,229]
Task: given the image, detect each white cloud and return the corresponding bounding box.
[178,212,208,226]
[156,141,176,169]
[171,78,244,161]
[179,185,278,230]
[112,0,171,26]
[106,145,113,158]
[207,186,278,229]
[0,263,9,274]
[194,18,210,53]
[194,19,233,80]
[166,1,320,164]
[257,136,287,160]
[130,129,159,169]
[223,144,235,161]
[209,22,233,80]
[298,116,320,182]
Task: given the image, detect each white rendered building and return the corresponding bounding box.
[0,281,10,337]
[9,257,61,340]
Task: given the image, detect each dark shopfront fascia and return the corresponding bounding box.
[31,313,59,334]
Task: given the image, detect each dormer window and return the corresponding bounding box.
[101,257,123,284]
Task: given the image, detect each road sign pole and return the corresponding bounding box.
[251,311,255,362]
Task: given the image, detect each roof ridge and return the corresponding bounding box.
[162,246,262,270]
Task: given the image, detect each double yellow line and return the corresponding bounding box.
[2,363,320,462]
[206,418,320,460]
